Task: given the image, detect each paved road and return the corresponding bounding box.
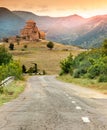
[0,76,107,130]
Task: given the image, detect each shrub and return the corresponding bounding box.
[0,61,23,81]
[59,39,107,83]
[8,61,23,80]
[24,45,27,48]
[43,70,46,75]
[59,70,65,76]
[0,45,12,65]
[87,64,100,79]
[73,69,80,78]
[47,41,54,50]
[33,63,38,73]
[101,39,107,56]
[9,43,14,50]
[27,67,34,74]
[21,48,25,51]
[98,75,107,82]
[69,67,73,76]
[22,65,27,73]
[60,53,74,74]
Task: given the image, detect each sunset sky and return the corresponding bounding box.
[0,0,107,17]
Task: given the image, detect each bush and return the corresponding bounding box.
[9,43,14,50]
[60,53,74,74]
[43,70,46,75]
[98,75,107,82]
[24,45,27,48]
[69,67,73,76]
[0,45,12,65]
[59,39,107,82]
[0,61,23,81]
[59,70,65,76]
[73,69,80,78]
[87,64,101,79]
[27,67,34,75]
[22,65,27,73]
[101,39,107,56]
[7,61,23,80]
[21,48,25,51]
[47,41,54,50]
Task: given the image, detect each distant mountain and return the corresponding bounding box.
[0,7,25,38]
[13,11,86,31]
[0,7,107,48]
[13,11,58,31]
[71,15,107,48]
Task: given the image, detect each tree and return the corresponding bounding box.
[0,45,12,65]
[60,53,74,74]
[102,39,107,55]
[9,43,14,50]
[47,41,54,50]
[33,63,38,73]
[22,65,27,73]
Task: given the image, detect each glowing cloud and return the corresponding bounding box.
[0,0,107,17]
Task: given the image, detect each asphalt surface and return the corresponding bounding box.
[0,75,107,130]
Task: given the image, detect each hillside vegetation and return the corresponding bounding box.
[0,45,23,81]
[59,39,107,94]
[4,40,84,75]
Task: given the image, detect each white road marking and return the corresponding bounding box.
[72,101,76,104]
[82,117,90,123]
[76,106,82,110]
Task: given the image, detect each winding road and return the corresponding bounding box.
[0,76,107,130]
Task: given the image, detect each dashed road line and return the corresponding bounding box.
[82,117,90,123]
[64,92,90,124]
[72,101,76,104]
[76,106,82,110]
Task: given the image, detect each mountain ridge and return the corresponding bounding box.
[0,7,107,48]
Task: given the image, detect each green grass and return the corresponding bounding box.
[5,40,83,75]
[4,41,107,94]
[0,80,26,106]
[58,74,107,94]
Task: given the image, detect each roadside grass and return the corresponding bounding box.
[58,75,107,94]
[0,41,83,106]
[4,41,107,94]
[0,80,26,106]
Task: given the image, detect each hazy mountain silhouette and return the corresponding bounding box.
[0,7,25,38]
[0,7,107,48]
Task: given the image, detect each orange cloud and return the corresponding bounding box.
[0,0,107,17]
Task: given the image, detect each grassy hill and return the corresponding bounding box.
[4,40,84,75]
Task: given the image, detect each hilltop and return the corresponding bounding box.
[0,7,107,48]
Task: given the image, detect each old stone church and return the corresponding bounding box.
[20,20,45,41]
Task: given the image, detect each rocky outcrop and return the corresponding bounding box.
[20,20,45,41]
